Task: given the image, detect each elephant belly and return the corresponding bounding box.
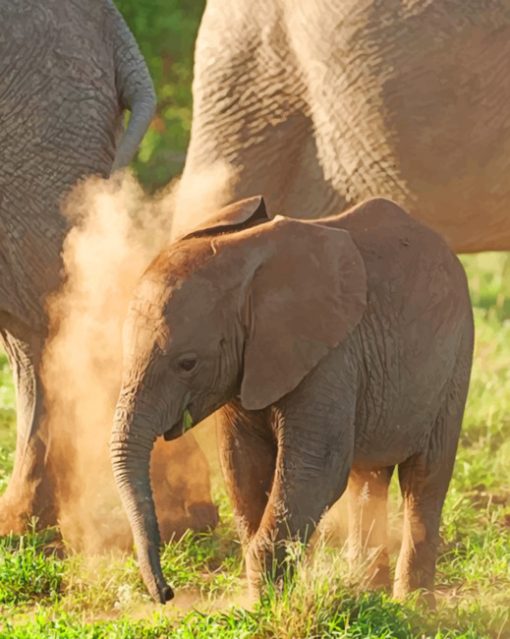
[351,411,439,470]
[351,356,448,469]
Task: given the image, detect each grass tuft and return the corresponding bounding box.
[0,528,63,605]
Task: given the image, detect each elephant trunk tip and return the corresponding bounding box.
[136,544,175,604]
[146,575,174,604]
[159,583,174,604]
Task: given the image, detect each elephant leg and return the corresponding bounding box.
[347,466,394,589]
[245,407,353,595]
[0,326,56,534]
[394,387,465,604]
[216,403,276,548]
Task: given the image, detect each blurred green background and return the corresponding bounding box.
[115,0,206,191]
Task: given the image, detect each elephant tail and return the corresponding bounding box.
[106,1,157,172]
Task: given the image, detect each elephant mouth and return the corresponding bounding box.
[163,409,194,441]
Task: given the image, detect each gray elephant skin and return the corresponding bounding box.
[110,196,474,604]
[0,1,218,539]
[179,0,510,252]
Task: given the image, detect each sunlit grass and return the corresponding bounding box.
[0,528,63,606]
[0,253,509,638]
[0,351,15,493]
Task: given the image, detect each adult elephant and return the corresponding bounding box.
[176,0,510,252]
[0,0,217,537]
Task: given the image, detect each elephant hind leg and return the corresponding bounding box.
[0,325,56,534]
[394,377,468,604]
[394,344,471,605]
[347,466,394,590]
[394,444,453,604]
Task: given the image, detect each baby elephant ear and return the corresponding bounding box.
[178,196,269,240]
[240,218,367,411]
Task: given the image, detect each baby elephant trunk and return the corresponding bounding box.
[110,404,173,604]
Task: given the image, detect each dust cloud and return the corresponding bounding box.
[41,165,233,553]
[171,162,237,239]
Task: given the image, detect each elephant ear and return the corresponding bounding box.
[238,217,367,410]
[178,196,269,240]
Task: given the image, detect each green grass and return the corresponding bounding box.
[0,254,509,638]
[0,528,63,606]
[0,349,15,494]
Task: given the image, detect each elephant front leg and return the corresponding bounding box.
[0,328,56,534]
[216,403,276,548]
[245,401,354,596]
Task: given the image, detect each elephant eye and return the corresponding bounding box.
[178,356,197,372]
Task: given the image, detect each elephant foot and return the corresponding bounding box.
[244,534,293,600]
[393,567,437,608]
[0,481,57,535]
[393,581,436,609]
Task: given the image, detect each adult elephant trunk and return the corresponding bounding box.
[110,402,173,604]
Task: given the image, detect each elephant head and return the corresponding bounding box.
[110,196,367,603]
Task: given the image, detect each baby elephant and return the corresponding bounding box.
[110,196,473,604]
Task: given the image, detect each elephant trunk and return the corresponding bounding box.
[110,404,173,604]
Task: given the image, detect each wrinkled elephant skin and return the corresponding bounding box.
[111,196,474,605]
[178,0,510,252]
